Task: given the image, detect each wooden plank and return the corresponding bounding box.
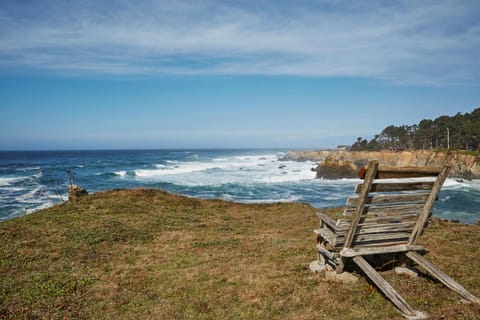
[355,181,434,193]
[341,244,426,257]
[316,244,336,261]
[334,219,416,231]
[352,256,420,317]
[314,228,338,245]
[340,231,412,243]
[343,203,424,215]
[317,212,337,231]
[314,228,334,237]
[345,193,429,207]
[333,222,416,236]
[337,213,419,227]
[332,234,411,249]
[338,161,378,274]
[334,162,381,270]
[350,240,412,248]
[409,165,451,244]
[375,166,442,179]
[406,251,480,305]
[331,239,413,249]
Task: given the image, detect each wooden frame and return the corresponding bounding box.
[314,160,480,318]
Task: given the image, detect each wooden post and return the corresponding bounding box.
[408,165,450,245]
[336,160,378,274]
[353,256,424,318]
[406,251,480,305]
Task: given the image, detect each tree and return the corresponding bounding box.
[350,108,480,151]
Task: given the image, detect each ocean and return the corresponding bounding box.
[1,149,479,223]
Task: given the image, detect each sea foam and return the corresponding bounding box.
[0,176,26,186]
[130,154,317,187]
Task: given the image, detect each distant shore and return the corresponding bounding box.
[281,149,480,179]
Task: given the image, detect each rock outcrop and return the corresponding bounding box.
[281,150,480,179]
[315,157,358,179]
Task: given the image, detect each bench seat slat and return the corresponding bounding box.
[355,181,435,193]
[345,193,429,207]
[343,203,424,215]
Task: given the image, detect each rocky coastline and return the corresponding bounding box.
[281,150,480,179]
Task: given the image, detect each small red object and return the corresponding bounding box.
[359,166,367,179]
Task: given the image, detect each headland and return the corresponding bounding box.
[282,150,480,179]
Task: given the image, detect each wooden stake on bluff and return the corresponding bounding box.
[68,184,88,201]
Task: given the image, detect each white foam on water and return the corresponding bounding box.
[1,186,26,192]
[467,179,480,191]
[14,186,46,202]
[119,153,317,187]
[16,166,41,172]
[237,195,303,204]
[115,171,127,177]
[135,161,231,177]
[256,168,316,183]
[323,195,347,201]
[443,178,469,188]
[0,176,27,186]
[25,201,56,214]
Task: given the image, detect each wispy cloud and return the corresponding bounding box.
[0,0,479,84]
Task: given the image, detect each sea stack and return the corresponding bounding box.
[315,157,358,179]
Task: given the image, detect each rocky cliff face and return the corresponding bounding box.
[282,150,480,179]
[315,157,358,179]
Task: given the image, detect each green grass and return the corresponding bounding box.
[1,189,480,319]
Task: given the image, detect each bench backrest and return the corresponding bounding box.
[335,161,450,250]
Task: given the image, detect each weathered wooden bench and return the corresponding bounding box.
[314,160,480,319]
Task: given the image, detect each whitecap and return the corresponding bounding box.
[1,186,25,192]
[113,170,136,177]
[25,201,56,214]
[0,176,27,186]
[135,161,232,178]
[239,195,302,204]
[15,186,46,202]
[443,178,470,189]
[323,195,346,201]
[256,170,316,184]
[16,167,41,172]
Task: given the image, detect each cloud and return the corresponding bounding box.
[0,0,479,84]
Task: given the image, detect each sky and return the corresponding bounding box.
[0,0,479,150]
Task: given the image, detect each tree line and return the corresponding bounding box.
[350,108,480,151]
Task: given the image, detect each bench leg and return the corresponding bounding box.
[406,251,480,305]
[353,256,426,319]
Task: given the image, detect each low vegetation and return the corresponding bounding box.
[1,189,479,319]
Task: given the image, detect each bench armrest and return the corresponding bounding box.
[317,212,338,231]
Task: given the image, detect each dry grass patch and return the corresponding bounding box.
[1,189,479,319]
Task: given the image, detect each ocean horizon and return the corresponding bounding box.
[1,149,479,223]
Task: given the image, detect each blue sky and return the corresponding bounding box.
[1,0,479,150]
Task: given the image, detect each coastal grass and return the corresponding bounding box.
[1,189,480,319]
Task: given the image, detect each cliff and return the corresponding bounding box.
[282,150,480,179]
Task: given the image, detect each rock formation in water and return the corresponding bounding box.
[315,157,358,179]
